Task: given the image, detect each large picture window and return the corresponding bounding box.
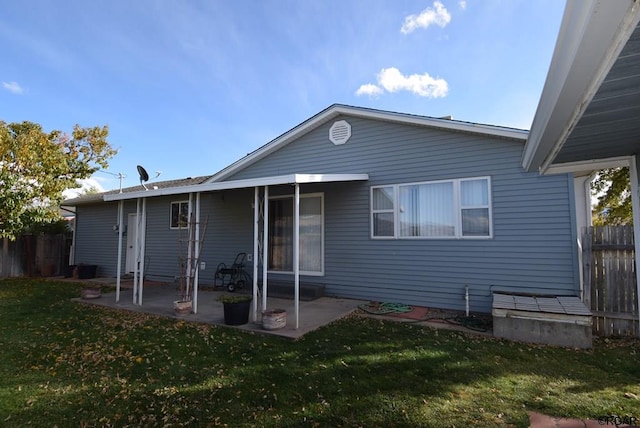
[268,194,324,275]
[371,177,492,239]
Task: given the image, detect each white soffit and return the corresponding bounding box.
[523,0,639,172]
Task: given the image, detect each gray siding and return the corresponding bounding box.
[74,114,578,314]
[224,115,578,313]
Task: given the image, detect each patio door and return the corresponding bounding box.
[125,213,138,273]
[268,193,324,275]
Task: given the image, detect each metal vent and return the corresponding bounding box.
[329,120,351,145]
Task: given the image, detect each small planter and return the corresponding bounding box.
[262,309,287,330]
[174,300,192,316]
[81,286,101,299]
[218,295,252,326]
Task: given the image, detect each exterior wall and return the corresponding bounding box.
[74,192,255,284]
[222,115,579,313]
[73,114,579,314]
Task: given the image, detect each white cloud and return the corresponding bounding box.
[401,1,451,34]
[63,178,106,200]
[355,83,384,97]
[459,1,467,11]
[357,67,448,98]
[2,81,23,94]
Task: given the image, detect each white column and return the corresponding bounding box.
[133,198,141,304]
[252,187,259,322]
[185,193,194,302]
[262,186,269,312]
[138,198,147,305]
[629,156,640,338]
[193,192,201,314]
[294,183,300,329]
[116,200,124,302]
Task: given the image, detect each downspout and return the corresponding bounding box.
[294,183,300,329]
[629,156,640,338]
[116,200,124,302]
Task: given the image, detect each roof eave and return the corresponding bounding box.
[523,0,640,173]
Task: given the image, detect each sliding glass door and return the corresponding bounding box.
[268,194,323,275]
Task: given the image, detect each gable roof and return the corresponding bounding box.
[63,175,212,205]
[206,104,528,183]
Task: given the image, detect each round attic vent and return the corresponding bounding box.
[329,120,351,145]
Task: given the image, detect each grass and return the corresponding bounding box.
[0,279,639,427]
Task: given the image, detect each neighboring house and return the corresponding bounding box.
[65,104,587,318]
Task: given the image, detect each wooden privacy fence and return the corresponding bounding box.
[583,225,638,336]
[0,233,73,278]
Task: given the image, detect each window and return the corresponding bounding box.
[170,201,189,229]
[268,194,324,275]
[371,177,492,239]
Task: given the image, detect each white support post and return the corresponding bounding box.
[116,200,124,302]
[138,198,147,305]
[186,193,194,303]
[262,186,269,312]
[193,192,201,314]
[133,198,141,304]
[294,183,300,329]
[629,156,640,338]
[252,187,259,322]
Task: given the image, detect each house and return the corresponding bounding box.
[64,104,587,326]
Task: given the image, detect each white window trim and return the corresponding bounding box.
[268,192,325,276]
[370,176,493,240]
[170,200,189,230]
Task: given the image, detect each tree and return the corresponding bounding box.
[0,121,116,239]
[591,167,632,225]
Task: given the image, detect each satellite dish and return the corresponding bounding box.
[137,165,149,190]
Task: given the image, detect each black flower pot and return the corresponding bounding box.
[222,300,251,325]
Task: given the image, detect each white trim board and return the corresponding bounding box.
[104,173,369,202]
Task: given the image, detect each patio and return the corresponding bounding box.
[73,279,366,339]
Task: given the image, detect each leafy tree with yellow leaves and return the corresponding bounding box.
[0,121,116,239]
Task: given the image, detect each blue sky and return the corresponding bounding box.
[0,0,565,194]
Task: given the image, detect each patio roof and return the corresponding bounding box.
[103,173,369,202]
[523,0,640,174]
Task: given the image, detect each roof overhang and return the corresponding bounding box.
[103,173,369,202]
[210,104,527,183]
[523,0,640,174]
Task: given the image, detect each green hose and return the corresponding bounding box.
[358,302,414,315]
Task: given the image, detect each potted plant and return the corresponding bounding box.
[174,276,192,315]
[217,294,252,325]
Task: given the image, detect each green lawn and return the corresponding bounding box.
[1,279,638,427]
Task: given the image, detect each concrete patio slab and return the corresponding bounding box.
[74,281,366,339]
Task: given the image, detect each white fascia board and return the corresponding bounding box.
[103,173,369,202]
[208,104,527,183]
[523,0,639,173]
[544,156,632,176]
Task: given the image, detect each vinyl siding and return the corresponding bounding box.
[74,114,578,314]
[223,115,578,313]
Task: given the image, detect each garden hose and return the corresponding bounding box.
[359,301,490,332]
[358,302,414,315]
